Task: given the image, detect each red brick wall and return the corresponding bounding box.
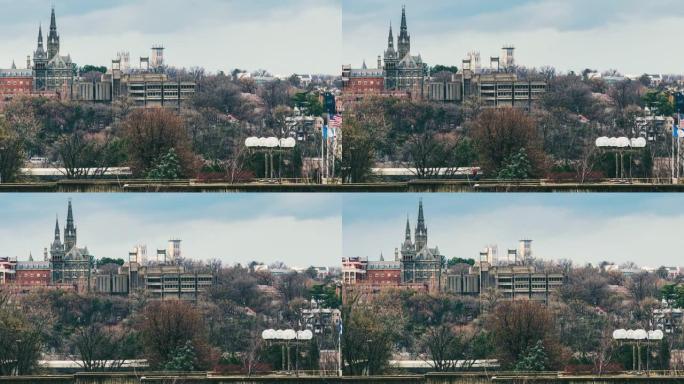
[16,269,51,286]
[0,76,33,94]
[345,77,384,94]
[366,269,401,285]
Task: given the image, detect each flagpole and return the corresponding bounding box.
[321,125,324,184]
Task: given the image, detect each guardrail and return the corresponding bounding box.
[1,178,684,193]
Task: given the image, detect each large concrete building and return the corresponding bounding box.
[95,241,213,301]
[427,69,547,108]
[72,56,196,109]
[447,264,564,303]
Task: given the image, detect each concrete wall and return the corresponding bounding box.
[0,373,683,384]
[1,180,684,193]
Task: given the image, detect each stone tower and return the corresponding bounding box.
[414,199,428,251]
[64,199,77,251]
[47,7,60,61]
[397,6,411,60]
[383,22,398,89]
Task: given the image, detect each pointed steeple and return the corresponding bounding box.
[400,5,407,31]
[405,215,411,240]
[66,199,74,227]
[64,199,77,250]
[54,216,60,242]
[415,199,428,251]
[417,199,425,228]
[11,60,16,69]
[387,22,394,50]
[37,25,44,48]
[380,252,385,261]
[362,59,367,69]
[47,7,60,61]
[29,252,34,262]
[50,7,57,32]
[397,5,411,59]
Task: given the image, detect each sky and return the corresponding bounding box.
[0,0,341,75]
[343,194,684,268]
[0,194,342,268]
[343,0,684,75]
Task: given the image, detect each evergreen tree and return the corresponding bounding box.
[514,340,550,372]
[163,341,198,371]
[146,148,183,180]
[498,148,533,180]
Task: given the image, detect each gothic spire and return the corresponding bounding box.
[64,199,77,250]
[387,22,394,50]
[400,5,407,32]
[37,25,44,48]
[415,199,428,250]
[66,199,74,228]
[405,215,411,240]
[417,199,425,229]
[54,216,60,241]
[50,7,57,32]
[397,5,411,58]
[11,60,16,69]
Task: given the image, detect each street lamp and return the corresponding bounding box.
[612,328,663,373]
[245,137,296,181]
[261,328,313,374]
[595,137,647,182]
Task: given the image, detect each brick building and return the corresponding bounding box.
[341,64,385,95]
[15,261,51,287]
[366,259,401,286]
[0,68,33,96]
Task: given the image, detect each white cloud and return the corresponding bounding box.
[344,204,684,267]
[0,0,341,74]
[343,0,684,74]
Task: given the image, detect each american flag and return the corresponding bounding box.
[329,115,342,129]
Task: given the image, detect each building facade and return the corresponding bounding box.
[95,241,213,301]
[0,67,33,96]
[50,200,93,287]
[383,7,426,96]
[32,8,75,94]
[15,261,51,287]
[400,200,445,291]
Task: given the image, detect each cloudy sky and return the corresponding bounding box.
[343,194,684,268]
[0,194,342,268]
[343,0,684,75]
[0,0,341,75]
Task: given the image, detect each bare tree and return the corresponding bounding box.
[71,323,126,371]
[122,108,198,177]
[56,131,123,179]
